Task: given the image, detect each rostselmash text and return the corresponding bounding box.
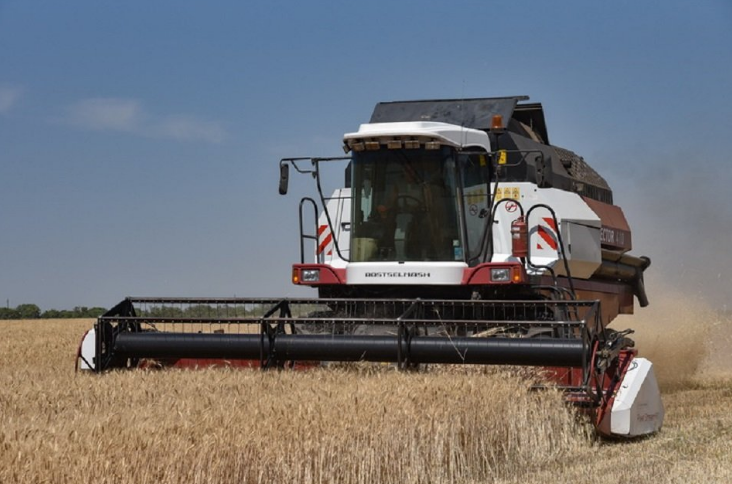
[364,272,431,278]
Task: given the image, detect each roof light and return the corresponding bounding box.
[351,142,365,152]
[404,139,420,149]
[425,141,440,150]
[387,139,402,149]
[491,114,505,131]
[364,141,380,151]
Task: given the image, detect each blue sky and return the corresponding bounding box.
[1,1,731,310]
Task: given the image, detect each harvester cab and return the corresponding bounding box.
[78,96,663,438]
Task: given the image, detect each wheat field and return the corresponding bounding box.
[1,296,731,483]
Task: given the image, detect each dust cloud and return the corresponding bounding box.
[614,282,725,389]
[609,153,732,384]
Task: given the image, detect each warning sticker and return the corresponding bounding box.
[494,186,520,202]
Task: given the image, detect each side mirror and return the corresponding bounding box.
[279,163,289,195]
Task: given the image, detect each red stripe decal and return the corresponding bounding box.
[538,226,558,250]
[317,224,328,236]
[317,232,333,254]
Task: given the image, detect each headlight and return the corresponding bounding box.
[302,269,320,283]
[490,268,510,282]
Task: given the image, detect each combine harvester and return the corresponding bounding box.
[78,96,663,438]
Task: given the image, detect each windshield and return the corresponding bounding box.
[350,146,463,262]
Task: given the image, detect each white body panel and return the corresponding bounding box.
[317,188,351,269]
[491,182,601,279]
[78,328,96,371]
[347,261,466,285]
[610,357,665,437]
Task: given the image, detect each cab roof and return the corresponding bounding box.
[343,121,491,150]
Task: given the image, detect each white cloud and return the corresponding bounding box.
[0,86,23,114]
[154,115,226,144]
[65,98,142,131]
[63,97,226,143]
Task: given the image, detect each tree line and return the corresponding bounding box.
[0,304,107,320]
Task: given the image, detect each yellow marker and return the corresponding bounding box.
[479,154,487,167]
[497,150,507,165]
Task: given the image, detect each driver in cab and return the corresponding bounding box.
[367,203,397,260]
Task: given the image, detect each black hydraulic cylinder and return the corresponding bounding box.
[114,333,265,360]
[114,332,585,367]
[409,337,583,366]
[274,335,401,362]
